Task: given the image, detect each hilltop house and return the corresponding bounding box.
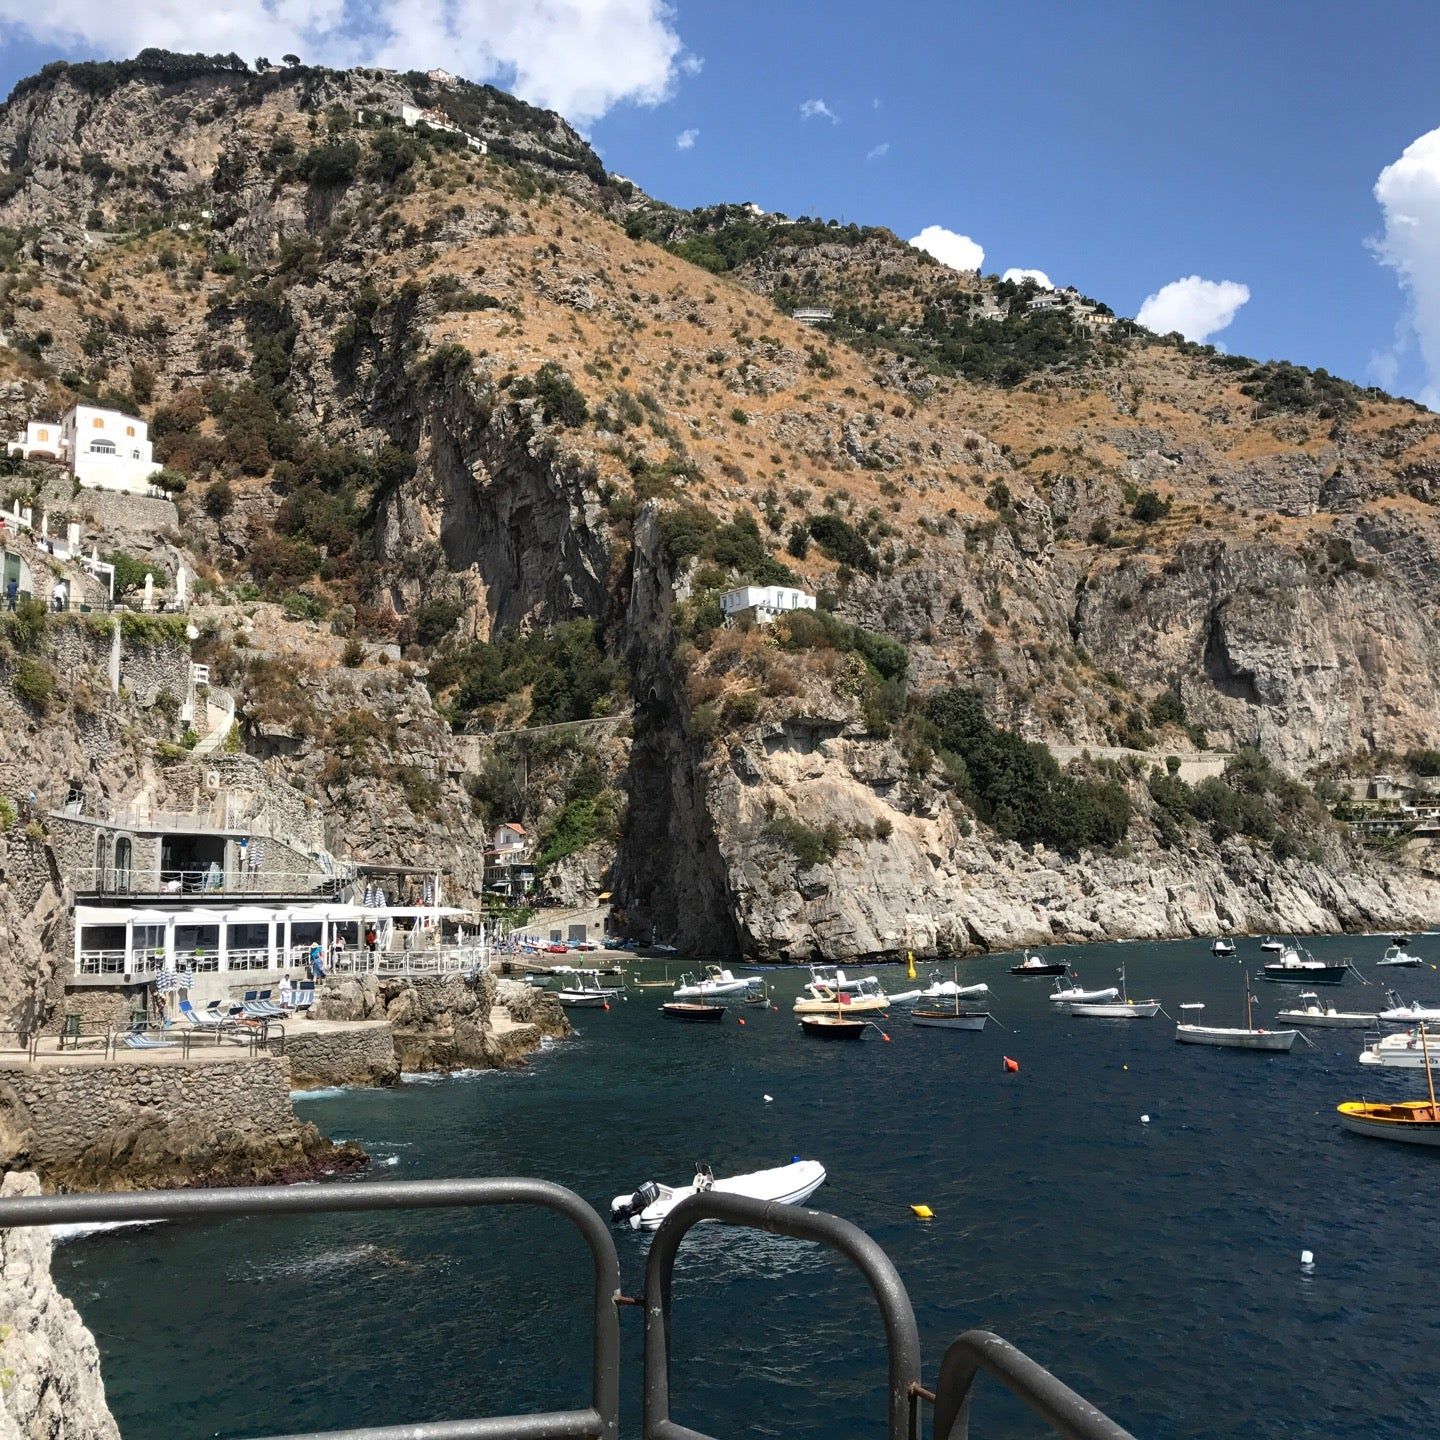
[721,585,817,626]
[7,405,164,496]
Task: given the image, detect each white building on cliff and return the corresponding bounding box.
[721,585,817,626]
[7,404,164,496]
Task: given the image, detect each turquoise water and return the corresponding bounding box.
[52,936,1440,1438]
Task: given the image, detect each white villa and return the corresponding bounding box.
[399,104,487,152]
[721,585,817,626]
[8,405,164,495]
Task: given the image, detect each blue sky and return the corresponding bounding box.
[1,0,1438,401]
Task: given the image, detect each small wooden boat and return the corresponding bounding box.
[743,984,771,1007]
[660,1001,725,1023]
[1011,949,1067,977]
[1070,965,1161,1019]
[798,1015,870,1040]
[1259,945,1351,985]
[1275,991,1377,1029]
[1340,1023,1440,1145]
[1174,976,1299,1051]
[911,1007,988,1031]
[633,965,676,989]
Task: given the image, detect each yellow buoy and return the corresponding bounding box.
[911,1204,934,1220]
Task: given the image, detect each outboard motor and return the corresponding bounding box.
[611,1180,660,1226]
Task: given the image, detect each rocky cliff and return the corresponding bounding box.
[0,52,1438,979]
[0,1173,119,1440]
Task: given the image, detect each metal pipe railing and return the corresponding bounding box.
[930,1330,1137,1440]
[641,1191,922,1440]
[0,1178,621,1440]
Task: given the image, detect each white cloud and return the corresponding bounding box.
[800,98,838,123]
[1001,266,1052,288]
[675,127,698,151]
[1372,125,1440,408]
[908,224,984,273]
[1136,275,1250,343]
[865,141,889,161]
[0,0,694,126]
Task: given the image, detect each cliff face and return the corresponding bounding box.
[0,1172,120,1440]
[0,55,1438,969]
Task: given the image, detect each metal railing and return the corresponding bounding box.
[0,1180,1135,1440]
[0,1179,620,1440]
[73,867,343,898]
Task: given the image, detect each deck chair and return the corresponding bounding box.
[122,1032,181,1050]
[180,1000,234,1030]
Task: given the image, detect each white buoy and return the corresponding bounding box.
[1301,1249,1314,1268]
[1140,1114,1151,1123]
[763,1094,773,1103]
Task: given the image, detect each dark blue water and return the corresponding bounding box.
[52,936,1440,1438]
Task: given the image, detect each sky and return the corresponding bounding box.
[1,1,1439,405]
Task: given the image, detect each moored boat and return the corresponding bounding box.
[1376,990,1440,1024]
[1048,975,1120,1005]
[1070,965,1161,1019]
[1275,991,1378,1029]
[1011,949,1068,977]
[1259,945,1351,986]
[793,978,889,1014]
[1174,976,1299,1051]
[1378,943,1423,969]
[660,1001,725,1023]
[798,1015,871,1040]
[556,973,615,1008]
[911,1007,989,1030]
[610,1159,827,1230]
[1259,937,1285,953]
[1210,938,1237,957]
[1359,1028,1440,1068]
[673,965,762,999]
[1341,1022,1440,1144]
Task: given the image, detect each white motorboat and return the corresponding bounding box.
[1376,990,1440,1024]
[809,965,884,993]
[1048,975,1120,1005]
[1378,944,1423,969]
[793,978,889,1014]
[1210,938,1236,957]
[892,971,988,1004]
[1070,965,1161,1019]
[1259,938,1285,953]
[555,973,616,1008]
[673,965,762,999]
[609,1159,827,1231]
[1259,945,1351,985]
[1359,1029,1440,1069]
[1173,977,1299,1051]
[1275,991,1378,1029]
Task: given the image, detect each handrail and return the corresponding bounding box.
[930,1330,1137,1440]
[0,1178,621,1440]
[642,1191,922,1440]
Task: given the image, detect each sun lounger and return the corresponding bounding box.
[180,1000,236,1030]
[122,1032,181,1050]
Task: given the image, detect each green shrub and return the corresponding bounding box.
[412,598,464,648]
[922,687,1131,852]
[296,140,360,185]
[2,596,47,653]
[1131,490,1170,523]
[765,812,843,867]
[11,657,56,713]
[807,514,878,574]
[513,362,588,427]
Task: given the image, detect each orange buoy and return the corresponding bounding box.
[737,1016,747,1026]
[603,1002,611,1012]
[1003,1056,1020,1073]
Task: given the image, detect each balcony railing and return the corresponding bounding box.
[75,867,344,898]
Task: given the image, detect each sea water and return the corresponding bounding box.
[52,936,1440,1438]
